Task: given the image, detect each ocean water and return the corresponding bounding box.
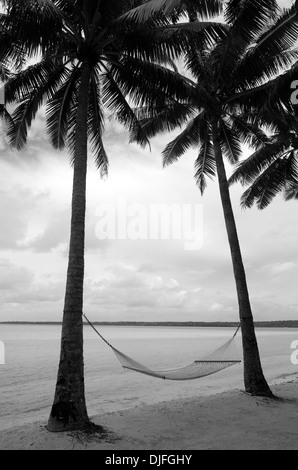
[0,324,297,431]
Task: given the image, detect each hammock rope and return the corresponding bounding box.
[83,314,241,381]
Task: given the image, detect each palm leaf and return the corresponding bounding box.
[2,0,65,56]
[101,66,150,148]
[284,182,298,200]
[212,0,279,88]
[123,20,228,64]
[162,111,206,167]
[113,56,197,106]
[88,69,108,178]
[4,59,55,103]
[227,114,269,149]
[46,64,81,150]
[229,136,292,186]
[194,127,216,194]
[119,0,223,24]
[219,119,242,164]
[225,0,278,41]
[6,59,68,149]
[240,150,298,209]
[131,101,194,145]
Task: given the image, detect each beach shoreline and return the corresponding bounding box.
[0,377,297,450]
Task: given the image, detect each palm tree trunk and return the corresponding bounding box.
[47,60,91,431]
[211,120,273,397]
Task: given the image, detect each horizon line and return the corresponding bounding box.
[0,320,297,327]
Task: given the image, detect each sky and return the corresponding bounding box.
[0,0,297,323]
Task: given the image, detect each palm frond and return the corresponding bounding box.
[211,0,279,87]
[225,0,278,40]
[46,64,80,150]
[2,0,65,57]
[101,66,150,148]
[240,152,297,209]
[0,103,15,136]
[123,20,228,64]
[194,126,215,194]
[162,111,206,167]
[114,56,197,107]
[284,181,298,200]
[4,58,63,104]
[219,118,242,164]
[118,0,223,24]
[227,114,269,149]
[6,59,68,149]
[130,101,195,145]
[233,2,298,89]
[88,69,108,178]
[229,136,293,186]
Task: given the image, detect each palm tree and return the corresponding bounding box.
[124,0,298,396]
[2,0,154,432]
[1,0,226,431]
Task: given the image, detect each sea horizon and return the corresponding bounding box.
[0,320,297,327]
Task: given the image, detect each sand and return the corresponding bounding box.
[0,379,297,450]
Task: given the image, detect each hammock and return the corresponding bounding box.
[83,314,241,381]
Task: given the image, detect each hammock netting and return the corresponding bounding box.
[84,315,241,381]
[110,335,241,381]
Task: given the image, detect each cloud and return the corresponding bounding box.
[271,262,296,274]
[0,187,50,250]
[0,194,27,249]
[255,261,296,275]
[0,259,33,291]
[166,278,180,289]
[209,302,223,312]
[82,262,239,322]
[0,258,66,320]
[83,264,195,320]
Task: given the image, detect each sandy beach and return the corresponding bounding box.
[0,378,297,451]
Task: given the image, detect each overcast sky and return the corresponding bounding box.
[0,0,297,323]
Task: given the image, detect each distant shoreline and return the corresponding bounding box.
[0,320,297,328]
